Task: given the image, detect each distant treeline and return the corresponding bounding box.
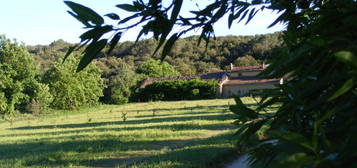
[28,32,283,74]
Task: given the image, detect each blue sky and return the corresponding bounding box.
[0,0,285,45]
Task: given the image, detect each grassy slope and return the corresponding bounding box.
[0,99,247,168]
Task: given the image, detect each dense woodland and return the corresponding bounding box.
[28,32,283,74]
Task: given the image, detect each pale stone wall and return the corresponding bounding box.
[222,82,278,97]
[242,71,260,76]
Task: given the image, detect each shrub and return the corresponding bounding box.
[24,82,53,114]
[137,78,217,101]
[0,36,51,116]
[98,59,139,105]
[25,99,41,115]
[110,87,130,104]
[43,55,104,109]
[137,59,180,78]
[234,55,260,66]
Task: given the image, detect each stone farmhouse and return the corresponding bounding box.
[139,64,283,98]
[221,64,282,97]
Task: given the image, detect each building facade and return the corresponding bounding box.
[218,65,281,97]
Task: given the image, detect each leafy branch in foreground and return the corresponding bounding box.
[230,1,357,166]
[64,0,270,71]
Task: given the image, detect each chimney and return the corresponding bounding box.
[230,63,234,70]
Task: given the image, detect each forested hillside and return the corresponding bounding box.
[28,32,283,75]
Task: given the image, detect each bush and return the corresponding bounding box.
[137,78,217,101]
[0,93,7,114]
[110,90,129,104]
[24,82,53,114]
[98,58,140,105]
[234,55,260,66]
[0,36,51,116]
[137,59,180,78]
[25,99,41,115]
[43,55,104,109]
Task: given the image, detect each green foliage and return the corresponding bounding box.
[137,79,217,101]
[0,99,237,167]
[43,55,104,109]
[0,36,52,116]
[24,81,53,114]
[29,34,282,76]
[97,57,139,104]
[137,59,180,78]
[234,55,260,66]
[28,40,73,71]
[0,93,7,114]
[232,1,357,167]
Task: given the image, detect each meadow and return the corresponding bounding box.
[0,98,248,168]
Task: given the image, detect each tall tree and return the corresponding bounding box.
[96,57,139,104]
[43,55,104,110]
[137,59,180,78]
[0,36,52,116]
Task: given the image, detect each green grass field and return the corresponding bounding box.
[0,99,247,168]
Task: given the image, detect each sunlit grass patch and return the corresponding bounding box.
[0,98,250,167]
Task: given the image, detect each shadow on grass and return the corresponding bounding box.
[0,105,243,167]
[0,132,238,167]
[0,134,201,159]
[134,110,226,118]
[110,103,256,115]
[0,131,238,168]
[78,132,239,168]
[2,111,236,138]
[122,104,233,113]
[10,113,237,130]
[1,122,236,138]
